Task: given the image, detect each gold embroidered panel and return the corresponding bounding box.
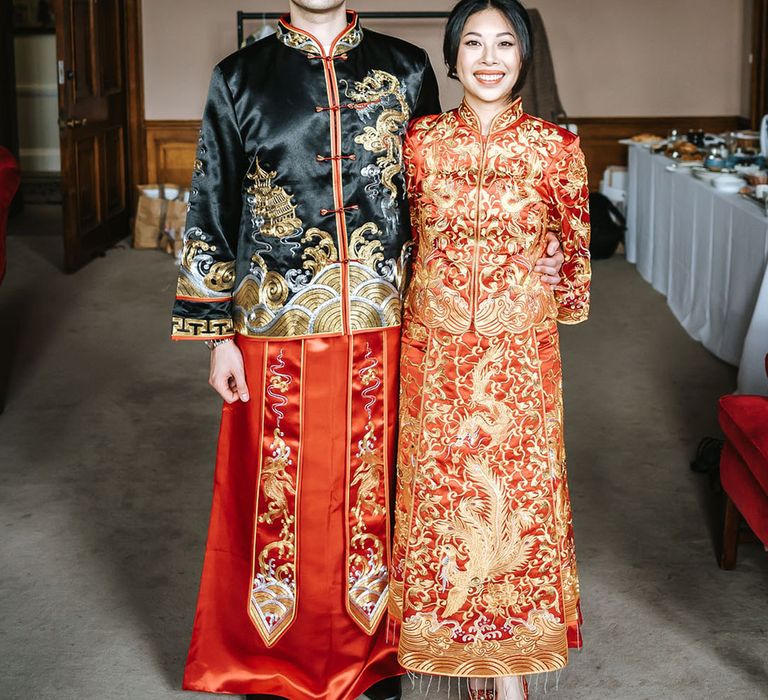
[249,344,303,646]
[345,332,391,634]
[391,322,580,676]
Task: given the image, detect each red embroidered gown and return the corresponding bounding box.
[390,99,591,677]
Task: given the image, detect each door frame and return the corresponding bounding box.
[750,0,768,128]
[124,0,145,211]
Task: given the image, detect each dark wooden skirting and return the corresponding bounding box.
[146,115,749,192]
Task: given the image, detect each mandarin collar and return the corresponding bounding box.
[276,11,363,58]
[458,97,524,135]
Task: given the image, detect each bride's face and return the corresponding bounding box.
[455,8,522,110]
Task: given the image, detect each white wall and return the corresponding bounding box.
[14,34,60,173]
[142,0,748,121]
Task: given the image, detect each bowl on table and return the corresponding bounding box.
[711,174,745,194]
[733,131,761,151]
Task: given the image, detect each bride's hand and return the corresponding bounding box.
[534,231,564,286]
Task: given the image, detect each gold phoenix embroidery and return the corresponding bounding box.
[249,349,299,645]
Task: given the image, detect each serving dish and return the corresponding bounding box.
[712,174,745,194]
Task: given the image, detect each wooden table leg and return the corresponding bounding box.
[719,494,740,570]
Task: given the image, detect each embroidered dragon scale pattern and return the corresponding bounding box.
[389,101,591,676]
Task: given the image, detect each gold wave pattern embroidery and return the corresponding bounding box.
[249,349,299,646]
[347,70,410,201]
[399,609,568,676]
[347,341,389,633]
[176,228,236,299]
[233,224,401,337]
[246,158,303,238]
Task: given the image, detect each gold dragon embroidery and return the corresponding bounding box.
[455,343,516,447]
[346,70,410,201]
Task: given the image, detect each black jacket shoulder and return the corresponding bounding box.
[359,28,429,67]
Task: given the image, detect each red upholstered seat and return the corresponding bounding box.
[0,147,21,284]
[718,389,768,567]
[719,395,768,496]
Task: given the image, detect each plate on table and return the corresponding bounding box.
[666,161,702,173]
[620,137,665,148]
[691,166,721,182]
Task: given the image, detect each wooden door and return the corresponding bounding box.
[55,0,129,272]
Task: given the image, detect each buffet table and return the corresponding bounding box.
[625,144,768,395]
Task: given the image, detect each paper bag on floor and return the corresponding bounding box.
[132,185,190,253]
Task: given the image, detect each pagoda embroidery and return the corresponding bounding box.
[247,159,303,238]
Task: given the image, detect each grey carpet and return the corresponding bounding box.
[1,205,766,700]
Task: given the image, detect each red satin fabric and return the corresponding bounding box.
[0,147,21,285]
[183,329,402,698]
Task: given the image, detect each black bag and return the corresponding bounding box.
[588,192,625,259]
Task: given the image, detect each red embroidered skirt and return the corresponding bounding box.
[183,329,402,698]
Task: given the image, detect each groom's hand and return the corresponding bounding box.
[535,231,565,286]
[209,341,250,404]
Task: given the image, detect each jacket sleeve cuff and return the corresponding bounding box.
[556,303,589,325]
[171,315,235,340]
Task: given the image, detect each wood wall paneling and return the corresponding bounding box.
[145,116,747,193]
[145,121,199,185]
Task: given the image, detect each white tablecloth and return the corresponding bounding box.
[626,145,768,395]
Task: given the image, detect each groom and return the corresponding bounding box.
[172,2,565,699]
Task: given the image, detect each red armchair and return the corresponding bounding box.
[0,147,21,284]
[718,356,768,569]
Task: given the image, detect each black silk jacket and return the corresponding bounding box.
[171,12,440,340]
